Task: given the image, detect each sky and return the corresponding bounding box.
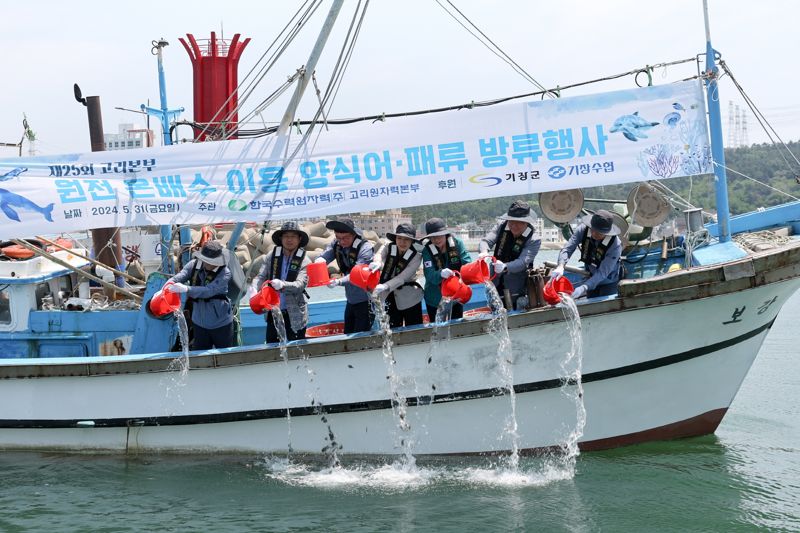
[2,0,798,157]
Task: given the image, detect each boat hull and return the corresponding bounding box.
[0,254,796,454]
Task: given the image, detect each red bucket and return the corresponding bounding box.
[249,290,266,315]
[306,261,331,288]
[461,257,495,284]
[149,282,181,317]
[261,284,281,310]
[349,264,380,291]
[441,272,472,304]
[543,277,574,305]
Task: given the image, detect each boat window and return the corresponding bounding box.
[0,288,11,324]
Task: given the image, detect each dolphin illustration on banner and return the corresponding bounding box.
[0,188,54,222]
[609,111,660,141]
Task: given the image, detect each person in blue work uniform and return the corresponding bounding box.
[478,200,542,310]
[316,218,375,333]
[167,240,234,350]
[421,217,472,323]
[254,221,311,343]
[551,209,623,299]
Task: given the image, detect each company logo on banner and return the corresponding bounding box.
[0,80,711,240]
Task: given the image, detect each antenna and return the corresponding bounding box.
[741,109,749,147]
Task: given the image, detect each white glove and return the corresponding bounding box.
[327,279,341,288]
[551,264,565,280]
[494,260,506,274]
[368,262,381,272]
[314,256,327,264]
[269,279,285,291]
[477,252,491,260]
[170,283,189,294]
[374,283,389,295]
[572,285,588,299]
[440,268,454,279]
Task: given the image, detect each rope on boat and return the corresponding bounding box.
[733,230,793,252]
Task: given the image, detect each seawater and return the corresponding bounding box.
[1,298,798,531]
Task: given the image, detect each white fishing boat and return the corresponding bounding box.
[0,0,798,455]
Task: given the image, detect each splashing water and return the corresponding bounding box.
[553,293,586,473]
[260,455,571,491]
[483,282,520,471]
[269,308,293,454]
[161,310,190,413]
[371,293,417,470]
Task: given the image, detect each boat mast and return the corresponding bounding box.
[227,0,345,249]
[702,0,731,243]
[142,39,185,272]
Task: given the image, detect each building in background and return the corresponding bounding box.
[349,209,412,236]
[103,123,154,151]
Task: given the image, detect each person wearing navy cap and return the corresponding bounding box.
[316,217,375,333]
[479,200,541,309]
[551,210,623,299]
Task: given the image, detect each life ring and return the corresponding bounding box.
[1,244,35,259]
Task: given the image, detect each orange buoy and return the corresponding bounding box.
[1,245,35,260]
[46,237,74,252]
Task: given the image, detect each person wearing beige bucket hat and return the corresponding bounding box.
[166,240,234,350]
[479,200,542,310]
[369,222,424,328]
[551,209,623,299]
[254,221,311,343]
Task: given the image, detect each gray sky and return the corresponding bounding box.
[2,0,798,156]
